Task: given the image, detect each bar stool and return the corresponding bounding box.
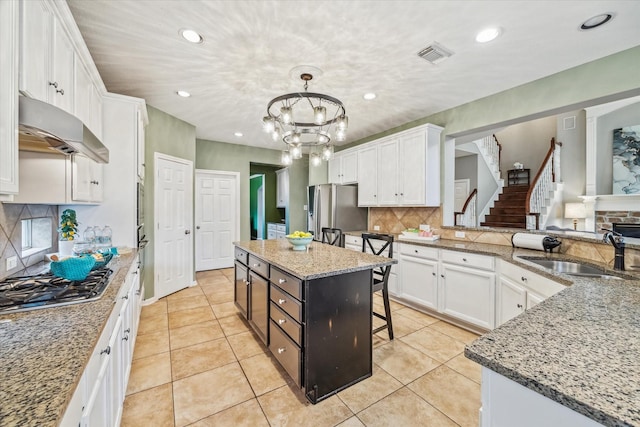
[321,227,343,247]
[362,233,394,340]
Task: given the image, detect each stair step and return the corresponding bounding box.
[502,185,530,193]
[498,193,527,202]
[481,221,527,228]
[490,207,526,215]
[484,214,526,222]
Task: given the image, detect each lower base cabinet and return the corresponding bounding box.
[249,271,269,345]
[440,263,495,330]
[60,255,141,427]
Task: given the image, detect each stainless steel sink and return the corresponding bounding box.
[518,257,626,280]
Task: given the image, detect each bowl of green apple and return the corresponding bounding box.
[285,231,314,251]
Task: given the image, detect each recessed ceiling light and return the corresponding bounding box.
[363,93,377,100]
[475,27,501,43]
[180,29,203,44]
[176,90,191,98]
[580,14,613,30]
[234,132,243,137]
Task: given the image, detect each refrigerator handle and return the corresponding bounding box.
[314,187,321,240]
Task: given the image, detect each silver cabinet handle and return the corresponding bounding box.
[278,298,286,305]
[462,258,467,262]
[185,230,191,235]
[440,274,445,278]
[521,276,528,282]
[278,318,286,325]
[517,304,524,309]
[278,347,286,354]
[49,81,58,88]
[432,272,436,276]
[122,294,129,300]
[196,226,200,229]
[279,278,286,284]
[123,335,129,341]
[56,88,64,95]
[100,346,111,355]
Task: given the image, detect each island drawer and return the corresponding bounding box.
[271,284,302,322]
[270,266,302,300]
[441,250,495,271]
[269,320,301,386]
[235,247,248,265]
[248,255,269,278]
[270,301,302,345]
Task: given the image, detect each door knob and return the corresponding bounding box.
[185,230,191,235]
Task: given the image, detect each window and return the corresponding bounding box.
[20,218,53,257]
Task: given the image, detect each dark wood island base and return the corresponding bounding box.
[233,239,395,404]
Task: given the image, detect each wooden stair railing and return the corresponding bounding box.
[454,189,478,227]
[525,138,563,229]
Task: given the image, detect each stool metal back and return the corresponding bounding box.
[362,233,394,340]
[321,227,343,247]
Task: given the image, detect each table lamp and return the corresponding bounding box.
[564,203,586,230]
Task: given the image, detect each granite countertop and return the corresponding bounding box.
[347,230,640,426]
[234,239,396,280]
[0,252,137,427]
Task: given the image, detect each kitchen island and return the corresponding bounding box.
[233,239,396,404]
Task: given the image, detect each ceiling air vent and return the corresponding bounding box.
[417,42,454,64]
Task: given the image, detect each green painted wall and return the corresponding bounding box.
[196,139,309,240]
[144,106,196,299]
[342,45,640,150]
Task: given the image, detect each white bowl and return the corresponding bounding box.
[285,236,313,251]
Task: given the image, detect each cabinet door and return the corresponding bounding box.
[50,18,74,113]
[0,0,19,196]
[400,255,438,310]
[328,155,341,184]
[90,82,103,140]
[90,161,104,202]
[341,151,358,183]
[234,262,249,317]
[497,277,526,326]
[441,263,495,329]
[249,272,269,345]
[19,0,50,101]
[399,130,426,205]
[377,139,399,205]
[136,109,145,181]
[74,59,92,131]
[72,154,93,202]
[357,145,378,206]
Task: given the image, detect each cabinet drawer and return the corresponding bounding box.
[344,234,362,248]
[235,247,248,265]
[270,284,302,323]
[270,266,302,300]
[276,224,286,233]
[270,301,302,346]
[248,255,269,278]
[399,243,438,260]
[442,250,494,271]
[269,320,302,386]
[267,223,277,231]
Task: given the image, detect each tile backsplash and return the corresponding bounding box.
[0,203,58,279]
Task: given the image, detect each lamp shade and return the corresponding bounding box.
[564,203,586,219]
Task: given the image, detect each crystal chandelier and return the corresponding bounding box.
[262,72,348,166]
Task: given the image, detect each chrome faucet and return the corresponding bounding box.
[602,229,625,271]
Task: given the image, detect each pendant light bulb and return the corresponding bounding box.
[310,152,322,167]
[314,106,326,125]
[321,144,333,161]
[281,106,293,125]
[272,127,281,142]
[262,116,275,133]
[281,151,292,166]
[291,143,302,159]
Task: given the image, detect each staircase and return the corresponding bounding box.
[481,184,528,228]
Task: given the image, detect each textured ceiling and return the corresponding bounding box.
[67,1,640,151]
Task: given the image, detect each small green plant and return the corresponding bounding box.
[59,209,78,241]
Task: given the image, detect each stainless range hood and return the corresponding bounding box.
[18,96,109,163]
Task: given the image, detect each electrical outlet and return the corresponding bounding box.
[373,225,380,231]
[6,256,17,270]
[455,231,466,239]
[303,204,307,211]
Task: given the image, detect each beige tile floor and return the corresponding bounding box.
[122,268,482,427]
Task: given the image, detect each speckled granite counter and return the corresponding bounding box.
[234,238,396,279]
[348,231,640,426]
[0,252,137,427]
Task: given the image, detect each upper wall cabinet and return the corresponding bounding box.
[328,150,357,184]
[19,0,104,138]
[0,0,19,199]
[356,124,443,207]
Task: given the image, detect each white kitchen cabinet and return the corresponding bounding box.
[276,223,286,238]
[267,222,286,239]
[72,154,103,203]
[328,150,358,184]
[75,59,103,139]
[440,250,496,330]
[20,0,75,114]
[357,145,377,206]
[136,109,145,182]
[276,167,289,208]
[0,0,19,199]
[496,260,565,326]
[399,243,439,309]
[344,234,362,251]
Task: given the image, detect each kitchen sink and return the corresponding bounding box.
[517,257,628,280]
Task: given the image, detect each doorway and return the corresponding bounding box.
[250,174,265,240]
[195,170,240,271]
[154,153,193,299]
[249,163,285,241]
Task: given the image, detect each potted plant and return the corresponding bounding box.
[58,209,78,256]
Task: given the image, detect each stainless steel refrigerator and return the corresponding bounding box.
[307,184,368,241]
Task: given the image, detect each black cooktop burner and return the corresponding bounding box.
[0,268,113,313]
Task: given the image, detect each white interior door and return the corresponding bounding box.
[155,154,193,299]
[454,179,470,212]
[195,170,239,271]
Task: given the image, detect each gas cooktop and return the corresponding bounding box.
[0,268,113,314]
